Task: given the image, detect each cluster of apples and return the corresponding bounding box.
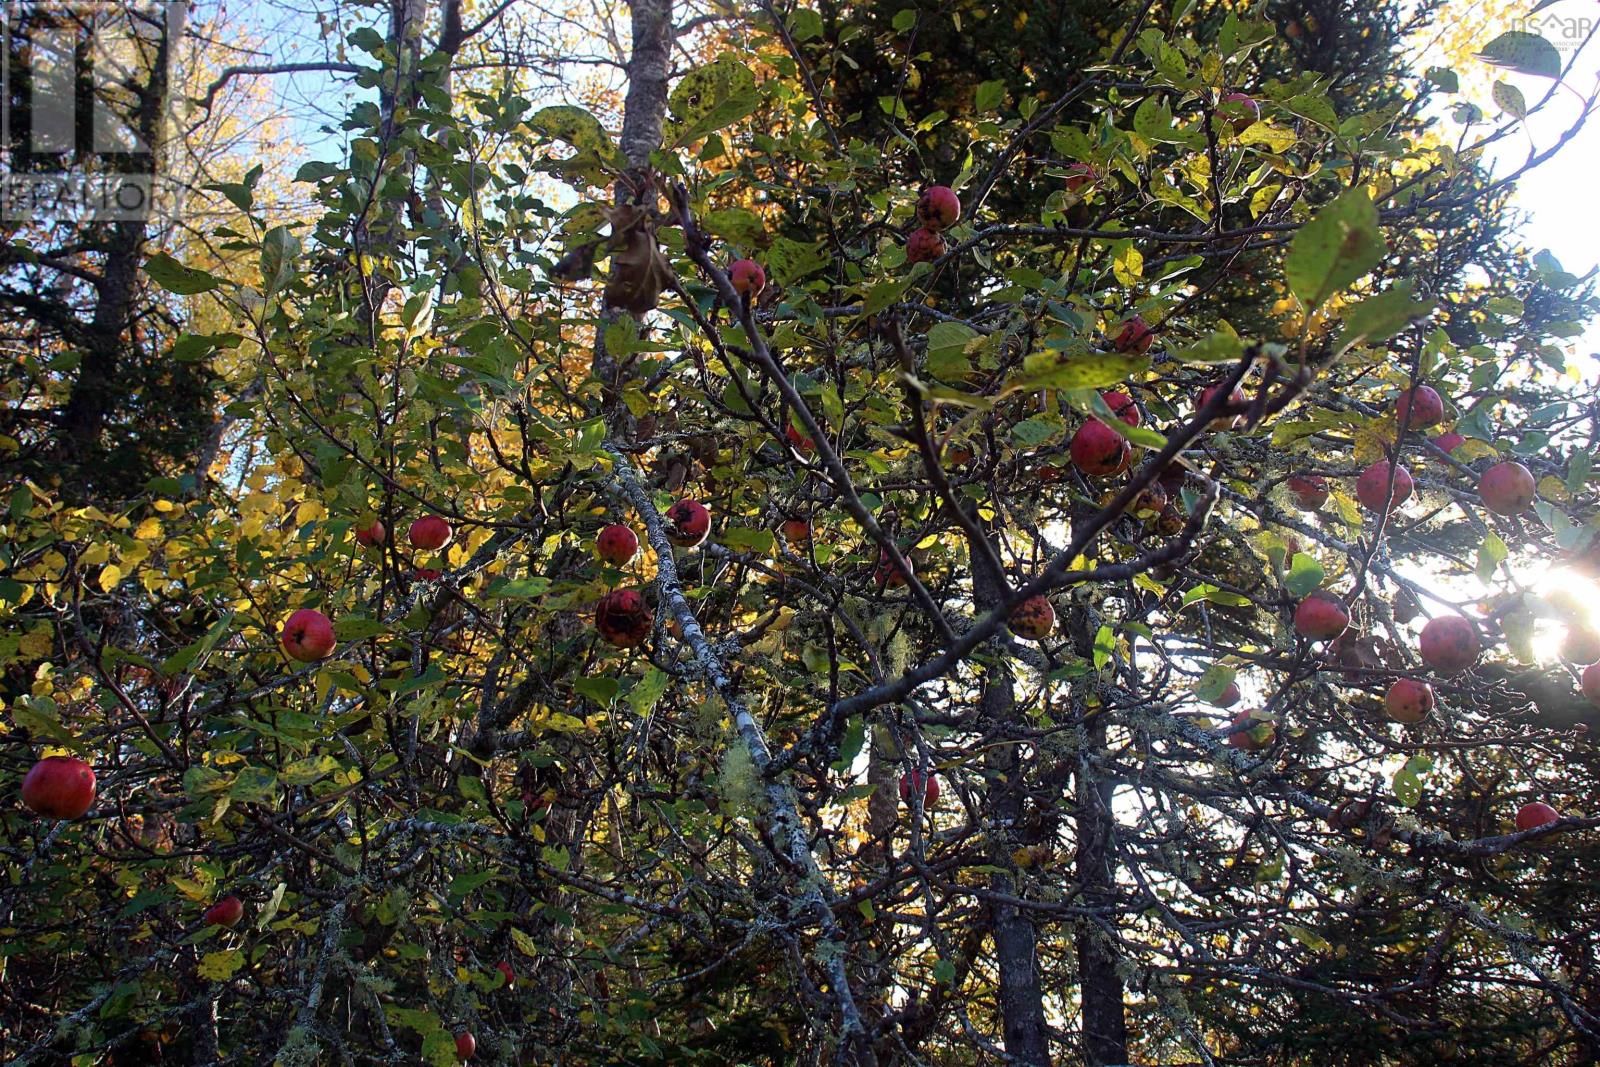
[906,185,960,264]
[1211,380,1576,832]
[590,499,714,648]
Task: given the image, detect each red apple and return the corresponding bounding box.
[1063,162,1098,193]
[1286,475,1329,511]
[413,568,443,582]
[1225,709,1275,752]
[496,960,515,989]
[20,755,96,819]
[595,589,653,648]
[779,518,812,546]
[665,498,710,548]
[455,1032,477,1060]
[915,185,961,231]
[898,770,939,806]
[1561,627,1600,665]
[1212,681,1243,708]
[1199,382,1246,429]
[1101,391,1141,426]
[1294,590,1349,641]
[1111,315,1153,355]
[876,549,913,590]
[1009,595,1056,641]
[905,227,947,264]
[1069,420,1132,477]
[1385,679,1435,724]
[1515,801,1560,833]
[1582,661,1600,707]
[203,895,244,927]
[353,519,386,547]
[1355,460,1413,512]
[1419,614,1480,674]
[1478,461,1536,516]
[729,258,766,298]
[281,608,336,662]
[1431,431,1466,456]
[596,524,639,566]
[784,422,815,454]
[1218,91,1260,132]
[408,515,453,550]
[1394,385,1444,430]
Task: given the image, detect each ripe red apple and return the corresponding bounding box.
[729,258,766,298]
[1225,709,1275,752]
[1063,162,1098,193]
[1561,627,1600,665]
[1218,91,1260,132]
[1478,461,1535,516]
[898,770,939,806]
[20,755,96,819]
[1431,431,1465,456]
[496,960,515,989]
[413,568,443,582]
[906,227,947,264]
[784,422,815,453]
[779,518,811,546]
[1582,662,1600,707]
[1101,391,1141,426]
[1009,595,1056,641]
[203,895,244,927]
[1294,590,1349,641]
[1394,385,1444,429]
[1211,681,1242,708]
[596,524,639,566]
[1515,801,1560,833]
[1069,420,1132,477]
[353,519,386,547]
[595,589,653,648]
[1199,382,1246,429]
[455,1032,477,1060]
[665,498,710,548]
[915,185,961,231]
[1384,679,1435,724]
[1285,475,1329,511]
[1418,614,1481,674]
[1355,460,1413,512]
[1111,315,1153,355]
[408,515,453,550]
[876,549,913,590]
[281,608,336,662]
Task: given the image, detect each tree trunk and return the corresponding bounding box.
[971,527,1052,1066]
[1072,712,1129,1066]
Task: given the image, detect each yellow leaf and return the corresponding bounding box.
[135,517,162,540]
[98,564,123,592]
[1537,475,1569,503]
[80,542,110,567]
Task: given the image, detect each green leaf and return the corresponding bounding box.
[1335,280,1434,348]
[1010,414,1064,447]
[701,207,766,245]
[1491,80,1528,119]
[260,225,301,301]
[1284,189,1386,309]
[832,716,866,772]
[790,7,822,40]
[255,882,286,930]
[574,676,620,705]
[333,616,386,640]
[1476,31,1562,79]
[1092,624,1115,670]
[668,55,762,147]
[161,609,235,676]
[1282,923,1331,952]
[1174,330,1245,364]
[1282,93,1339,130]
[1195,663,1237,704]
[280,754,340,786]
[628,667,670,716]
[1393,754,1434,807]
[1476,531,1508,582]
[169,332,243,363]
[926,321,978,381]
[145,253,225,295]
[1284,553,1325,597]
[1005,350,1149,394]
[197,949,245,981]
[1425,67,1460,93]
[975,80,1007,113]
[492,577,552,599]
